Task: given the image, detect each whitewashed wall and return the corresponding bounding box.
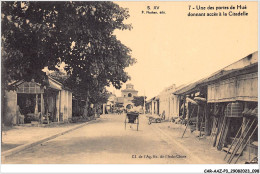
[158,84,176,118]
[4,91,18,125]
[60,90,72,121]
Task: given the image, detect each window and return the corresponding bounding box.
[128,93,132,97]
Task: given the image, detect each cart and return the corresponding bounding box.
[125,111,139,131]
[147,115,162,125]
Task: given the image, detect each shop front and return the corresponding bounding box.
[3,76,73,125]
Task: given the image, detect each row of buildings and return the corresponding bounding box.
[146,51,258,163]
[2,75,96,126]
[3,76,140,125]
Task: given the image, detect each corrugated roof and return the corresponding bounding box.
[173,51,258,95]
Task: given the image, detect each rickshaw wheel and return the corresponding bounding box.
[124,117,127,130]
[137,117,139,131]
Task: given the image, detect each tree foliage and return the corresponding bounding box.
[2,1,136,104]
[132,96,147,107]
[2,2,60,87]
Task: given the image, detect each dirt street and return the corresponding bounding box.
[3,114,225,164]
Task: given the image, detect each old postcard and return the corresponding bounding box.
[1,1,259,173]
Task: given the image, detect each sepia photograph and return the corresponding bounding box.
[1,0,259,173]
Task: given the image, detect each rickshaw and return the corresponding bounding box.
[125,111,139,131]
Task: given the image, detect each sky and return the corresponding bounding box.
[107,1,258,99]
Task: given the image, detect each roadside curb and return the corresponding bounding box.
[2,119,97,159]
[151,123,206,164]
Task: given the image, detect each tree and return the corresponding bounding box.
[2,1,136,99]
[2,2,61,89]
[2,1,136,122]
[55,2,136,106]
[132,96,147,107]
